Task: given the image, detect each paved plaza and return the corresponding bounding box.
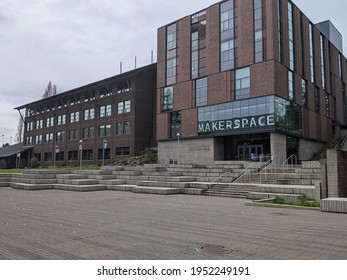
[0,187,346,260]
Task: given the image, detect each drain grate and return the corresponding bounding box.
[272,212,288,216]
[196,244,233,255]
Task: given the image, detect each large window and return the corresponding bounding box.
[56,131,65,142]
[320,35,326,90]
[116,147,130,156]
[325,94,330,118]
[26,136,33,145]
[170,111,181,139]
[167,58,177,82]
[162,86,174,112]
[288,2,295,71]
[235,67,250,100]
[70,112,80,123]
[36,120,43,129]
[83,127,95,139]
[84,108,95,120]
[45,133,53,143]
[166,23,178,85]
[117,101,131,114]
[69,130,79,140]
[309,23,315,83]
[191,11,206,79]
[254,0,264,63]
[277,0,283,63]
[68,151,78,161]
[82,150,93,160]
[99,125,112,137]
[220,0,235,71]
[315,87,320,113]
[98,149,110,160]
[35,135,42,144]
[57,115,66,125]
[26,122,33,131]
[116,122,131,135]
[193,78,208,107]
[46,117,54,128]
[167,24,177,51]
[288,70,294,101]
[100,105,112,117]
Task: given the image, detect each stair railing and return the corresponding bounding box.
[259,156,276,183]
[282,154,297,173]
[337,134,347,150]
[233,162,258,186]
[208,172,232,190]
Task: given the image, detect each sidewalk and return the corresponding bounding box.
[0,187,346,260]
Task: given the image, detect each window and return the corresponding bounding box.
[44,152,52,162]
[277,0,283,63]
[68,151,78,161]
[339,53,343,79]
[99,125,112,137]
[116,147,130,156]
[26,136,33,145]
[221,5,234,32]
[46,117,54,128]
[235,67,251,100]
[302,79,308,107]
[56,151,65,162]
[288,2,295,71]
[167,24,177,51]
[320,35,326,90]
[254,0,264,63]
[70,112,80,123]
[191,11,207,79]
[162,86,174,112]
[100,105,112,117]
[170,111,181,139]
[193,78,208,107]
[69,130,79,140]
[45,133,53,143]
[36,120,43,129]
[288,71,294,101]
[56,131,65,142]
[117,101,131,114]
[82,150,93,160]
[221,39,235,70]
[309,23,315,83]
[98,148,110,160]
[35,135,42,144]
[57,115,66,125]
[117,81,131,94]
[167,58,177,80]
[84,108,95,120]
[26,122,34,131]
[34,153,41,162]
[117,122,131,135]
[83,127,95,139]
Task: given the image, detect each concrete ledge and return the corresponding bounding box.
[54,184,107,192]
[132,186,181,195]
[321,198,347,213]
[245,200,320,211]
[181,188,204,195]
[248,192,303,201]
[106,185,134,191]
[10,183,54,190]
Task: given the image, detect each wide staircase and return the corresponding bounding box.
[0,159,322,201]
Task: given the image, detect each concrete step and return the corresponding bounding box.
[54,184,107,192]
[137,181,190,188]
[181,188,205,195]
[248,192,304,201]
[141,171,183,176]
[87,175,116,180]
[0,182,10,187]
[56,179,99,185]
[72,170,112,175]
[112,171,142,176]
[56,174,87,179]
[106,184,134,191]
[10,178,57,184]
[102,179,126,185]
[12,173,57,179]
[131,186,182,195]
[10,183,54,190]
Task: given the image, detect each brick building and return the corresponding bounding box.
[16,64,157,166]
[156,0,347,164]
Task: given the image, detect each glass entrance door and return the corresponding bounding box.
[238,145,263,161]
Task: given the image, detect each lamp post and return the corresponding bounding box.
[176,132,180,164]
[79,139,83,170]
[1,134,4,146]
[54,145,59,168]
[102,139,108,167]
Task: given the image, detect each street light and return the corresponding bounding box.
[79,139,83,170]
[102,139,108,167]
[53,145,59,168]
[1,134,4,146]
[176,132,181,164]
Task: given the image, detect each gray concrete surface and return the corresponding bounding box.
[0,187,346,260]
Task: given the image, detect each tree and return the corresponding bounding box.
[15,117,24,143]
[42,81,58,99]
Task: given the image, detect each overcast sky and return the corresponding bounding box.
[0,0,346,144]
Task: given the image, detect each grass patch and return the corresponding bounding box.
[0,165,101,174]
[272,196,320,208]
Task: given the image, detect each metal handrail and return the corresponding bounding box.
[338,134,347,150]
[233,161,258,186]
[208,171,232,189]
[282,154,297,173]
[259,156,275,183]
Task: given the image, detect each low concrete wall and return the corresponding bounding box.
[321,198,347,213]
[326,149,347,198]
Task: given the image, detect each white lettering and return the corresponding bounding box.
[198,123,205,133]
[250,117,257,127]
[267,115,275,126]
[219,121,225,131]
[234,119,240,129]
[258,116,266,126]
[205,123,211,132]
[242,118,249,128]
[212,122,218,131]
[226,120,233,130]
